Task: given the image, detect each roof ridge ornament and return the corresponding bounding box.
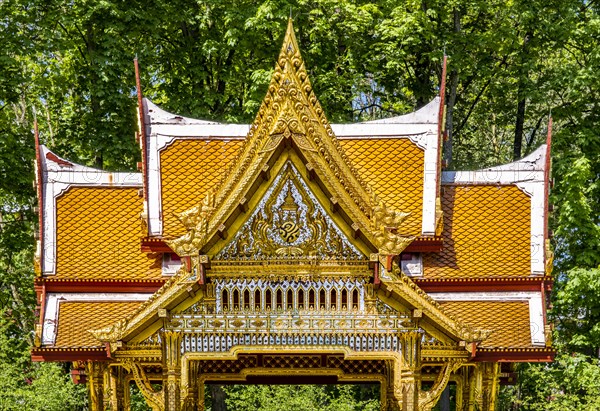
[167,18,415,257]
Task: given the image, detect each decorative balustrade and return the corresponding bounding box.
[167,310,420,353]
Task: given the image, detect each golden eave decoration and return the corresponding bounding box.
[167,19,414,259]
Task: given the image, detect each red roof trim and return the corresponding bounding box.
[473,348,555,363]
[405,237,443,252]
[415,277,552,292]
[37,278,165,293]
[141,237,174,253]
[45,151,73,167]
[31,347,108,362]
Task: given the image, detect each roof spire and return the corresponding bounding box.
[279,16,300,65]
[134,57,149,208]
[33,119,44,274]
[543,113,552,271]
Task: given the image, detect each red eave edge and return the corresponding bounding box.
[141,237,174,253]
[35,278,165,293]
[31,348,108,362]
[415,277,553,292]
[405,236,443,253]
[473,348,555,363]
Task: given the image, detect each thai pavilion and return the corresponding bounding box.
[32,19,553,411]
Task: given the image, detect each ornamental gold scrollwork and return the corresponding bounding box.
[216,165,362,261]
[418,359,466,411]
[383,263,492,344]
[167,18,394,258]
[167,191,216,256]
[370,193,414,255]
[89,318,129,349]
[121,359,164,411]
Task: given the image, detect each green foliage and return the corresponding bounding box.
[0,0,599,408]
[553,268,600,352]
[221,384,379,411]
[0,353,87,411]
[498,353,600,411]
[130,383,153,411]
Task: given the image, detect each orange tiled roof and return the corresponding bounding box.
[439,301,532,348]
[161,139,243,237]
[54,301,141,347]
[55,187,162,280]
[422,185,531,278]
[160,138,425,238]
[340,138,424,236]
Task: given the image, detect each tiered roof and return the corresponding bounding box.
[32,19,553,363]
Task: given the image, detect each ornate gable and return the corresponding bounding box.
[215,163,364,261]
[167,19,413,260]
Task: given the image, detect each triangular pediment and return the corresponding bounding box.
[214,162,365,261]
[167,19,415,260]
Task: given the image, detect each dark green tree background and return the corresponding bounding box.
[1,0,599,409]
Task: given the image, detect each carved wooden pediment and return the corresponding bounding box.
[167,19,415,260]
[215,163,364,261]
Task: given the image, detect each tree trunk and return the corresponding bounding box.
[513,96,526,160]
[209,384,227,411]
[443,8,461,168]
[513,32,532,161]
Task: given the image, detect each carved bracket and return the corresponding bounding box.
[122,359,164,411]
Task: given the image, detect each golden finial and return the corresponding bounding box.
[278,17,301,68]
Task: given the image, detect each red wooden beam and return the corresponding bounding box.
[31,348,108,362]
[473,348,555,363]
[141,237,173,253]
[404,237,443,252]
[414,277,549,292]
[41,279,165,293]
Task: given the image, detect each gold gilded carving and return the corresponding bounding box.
[89,319,129,352]
[216,165,362,261]
[86,361,107,411]
[166,19,417,259]
[167,192,216,257]
[122,359,164,411]
[418,360,465,411]
[90,268,203,345]
[371,194,414,255]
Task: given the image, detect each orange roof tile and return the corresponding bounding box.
[439,301,532,348]
[160,139,243,237]
[55,187,162,280]
[54,301,141,347]
[422,185,531,278]
[339,138,424,236]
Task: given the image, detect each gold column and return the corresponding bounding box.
[103,366,111,410]
[385,359,401,411]
[481,362,500,411]
[109,366,126,411]
[467,364,483,411]
[401,330,422,411]
[182,360,200,411]
[86,361,107,411]
[454,373,465,411]
[123,376,131,411]
[162,330,183,411]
